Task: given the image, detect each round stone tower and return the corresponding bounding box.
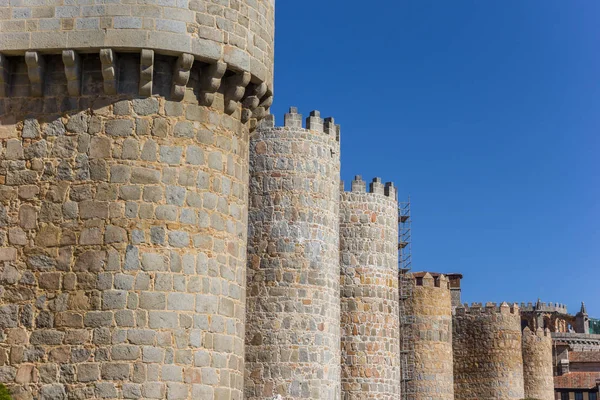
[0,2,274,399]
[522,326,554,400]
[339,176,400,399]
[245,108,341,399]
[452,302,525,400]
[409,272,454,400]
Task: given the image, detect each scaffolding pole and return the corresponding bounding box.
[398,198,415,400]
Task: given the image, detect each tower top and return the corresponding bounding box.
[0,1,275,85]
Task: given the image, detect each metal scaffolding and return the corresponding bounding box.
[398,198,415,400]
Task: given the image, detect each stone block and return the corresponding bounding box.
[106,119,133,137]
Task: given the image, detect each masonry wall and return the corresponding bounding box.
[339,176,400,399]
[409,273,454,400]
[0,6,274,393]
[522,327,555,400]
[0,0,275,85]
[245,108,341,399]
[453,303,525,400]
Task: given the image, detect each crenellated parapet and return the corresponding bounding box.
[246,107,341,399]
[339,175,400,399]
[455,301,521,315]
[257,107,340,142]
[408,272,454,400]
[520,301,568,314]
[453,302,524,400]
[522,327,554,400]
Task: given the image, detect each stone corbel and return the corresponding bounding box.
[62,50,81,97]
[171,53,194,101]
[242,81,268,122]
[99,49,118,95]
[139,49,154,96]
[25,51,45,97]
[224,71,251,115]
[198,61,226,106]
[252,87,273,121]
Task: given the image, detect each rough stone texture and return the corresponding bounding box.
[409,272,454,400]
[339,176,400,399]
[0,52,262,399]
[453,302,525,400]
[245,108,341,399]
[0,0,275,85]
[522,327,554,400]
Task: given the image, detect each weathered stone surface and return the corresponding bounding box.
[453,303,525,400]
[245,109,342,399]
[408,272,454,400]
[0,79,251,400]
[340,177,401,399]
[522,327,554,400]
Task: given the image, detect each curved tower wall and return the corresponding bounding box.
[339,176,400,399]
[0,1,274,85]
[522,327,554,400]
[0,2,274,399]
[245,108,341,399]
[409,273,454,400]
[453,303,525,400]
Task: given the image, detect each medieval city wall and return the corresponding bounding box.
[245,108,341,399]
[522,327,554,400]
[0,0,274,85]
[339,176,400,399]
[0,1,274,398]
[409,272,454,400]
[453,302,525,400]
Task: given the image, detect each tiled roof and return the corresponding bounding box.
[554,372,600,389]
[570,351,600,363]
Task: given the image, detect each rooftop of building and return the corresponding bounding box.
[570,352,600,363]
[554,372,600,390]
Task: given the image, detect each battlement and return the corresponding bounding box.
[340,176,397,199]
[258,107,341,141]
[455,302,520,315]
[0,50,272,122]
[523,326,552,339]
[411,272,449,289]
[519,301,568,314]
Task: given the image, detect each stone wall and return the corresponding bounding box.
[409,272,454,400]
[453,302,525,400]
[245,108,341,399]
[522,327,554,400]
[339,176,400,399]
[0,0,275,85]
[0,40,272,399]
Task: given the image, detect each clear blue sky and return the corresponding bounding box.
[271,1,600,317]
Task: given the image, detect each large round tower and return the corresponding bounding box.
[339,176,400,399]
[522,327,554,400]
[453,302,525,400]
[245,108,341,399]
[0,2,274,399]
[409,272,454,400]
